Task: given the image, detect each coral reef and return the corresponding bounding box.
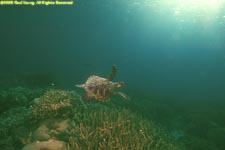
[0,86,44,150]
[0,87,44,113]
[67,107,182,150]
[0,106,32,149]
[1,87,183,150]
[0,107,31,134]
[31,89,85,120]
[126,94,225,150]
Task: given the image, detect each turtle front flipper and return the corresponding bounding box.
[107,64,117,81]
[115,91,129,100]
[83,92,90,101]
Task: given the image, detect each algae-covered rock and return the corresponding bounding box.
[19,118,70,149]
[21,140,66,150]
[32,124,51,141]
[32,119,70,142]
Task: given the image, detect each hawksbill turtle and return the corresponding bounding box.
[76,65,128,102]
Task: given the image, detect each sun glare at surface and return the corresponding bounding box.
[175,0,224,12]
[127,0,225,18]
[157,0,225,25]
[178,0,223,6]
[125,0,225,31]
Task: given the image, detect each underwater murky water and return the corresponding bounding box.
[1,0,225,149]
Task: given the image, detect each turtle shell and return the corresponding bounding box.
[83,75,114,102]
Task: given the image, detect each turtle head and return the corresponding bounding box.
[114,82,124,88]
[76,84,85,88]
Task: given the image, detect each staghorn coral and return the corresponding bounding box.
[31,89,85,120]
[68,107,183,150]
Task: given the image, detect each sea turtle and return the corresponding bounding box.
[76,65,128,102]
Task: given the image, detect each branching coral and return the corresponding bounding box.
[68,108,182,150]
[31,89,85,120]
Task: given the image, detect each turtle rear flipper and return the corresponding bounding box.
[115,91,129,100]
